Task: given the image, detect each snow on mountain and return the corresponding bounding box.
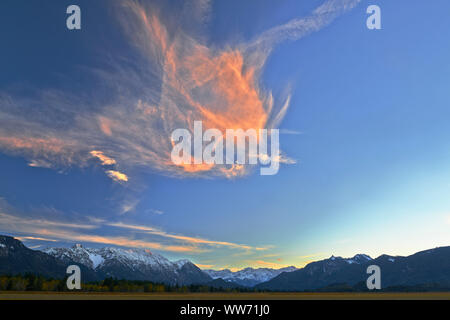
[44,244,182,271]
[42,244,212,285]
[174,259,190,269]
[204,266,298,287]
[88,252,104,269]
[321,253,373,265]
[45,244,97,269]
[343,254,372,265]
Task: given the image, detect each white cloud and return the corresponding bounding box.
[147,208,164,215]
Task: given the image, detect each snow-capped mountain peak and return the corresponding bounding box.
[42,245,212,285]
[344,253,372,264]
[44,246,177,270]
[324,253,372,265]
[204,266,298,287]
[174,259,191,269]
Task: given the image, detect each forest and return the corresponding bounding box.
[0,274,254,293]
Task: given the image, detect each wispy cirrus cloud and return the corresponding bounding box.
[298,252,326,259]
[15,236,58,242]
[27,159,53,168]
[0,0,359,180]
[38,229,205,253]
[147,208,164,215]
[0,199,268,255]
[195,263,214,269]
[107,222,267,251]
[0,211,203,253]
[250,260,292,269]
[0,212,97,230]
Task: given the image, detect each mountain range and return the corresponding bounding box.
[1,235,293,286]
[1,235,449,290]
[0,235,98,281]
[204,266,298,287]
[43,244,212,285]
[256,247,450,291]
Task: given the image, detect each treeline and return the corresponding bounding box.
[0,274,65,291]
[1,274,447,293]
[0,274,254,293]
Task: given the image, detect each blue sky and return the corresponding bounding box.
[0,0,449,270]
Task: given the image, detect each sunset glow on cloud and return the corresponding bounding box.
[90,150,116,166]
[2,0,447,273]
[0,0,359,180]
[106,170,129,182]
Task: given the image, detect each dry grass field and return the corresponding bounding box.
[0,291,449,300]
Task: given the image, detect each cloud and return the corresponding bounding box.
[39,228,204,253]
[249,259,292,269]
[147,209,164,215]
[196,263,214,269]
[106,170,129,182]
[0,211,203,253]
[90,150,131,183]
[0,0,359,180]
[27,159,53,168]
[0,212,97,230]
[15,236,58,242]
[227,267,240,272]
[107,222,264,251]
[0,202,268,255]
[119,198,139,214]
[298,252,326,259]
[280,129,303,135]
[90,150,116,165]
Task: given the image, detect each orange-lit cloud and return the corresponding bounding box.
[0,136,65,154]
[0,0,359,179]
[107,222,263,251]
[0,208,266,255]
[90,150,116,165]
[0,135,77,168]
[16,236,57,242]
[121,4,284,177]
[227,267,241,272]
[106,170,129,182]
[98,116,113,136]
[250,260,292,269]
[0,211,203,253]
[196,263,214,269]
[37,229,204,253]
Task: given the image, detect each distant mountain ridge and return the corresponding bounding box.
[43,244,211,285]
[204,266,298,287]
[2,235,449,291]
[256,247,450,291]
[44,244,298,287]
[0,235,293,286]
[0,235,97,281]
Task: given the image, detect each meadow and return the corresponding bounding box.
[1,291,449,300]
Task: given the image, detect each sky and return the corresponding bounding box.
[0,0,449,271]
